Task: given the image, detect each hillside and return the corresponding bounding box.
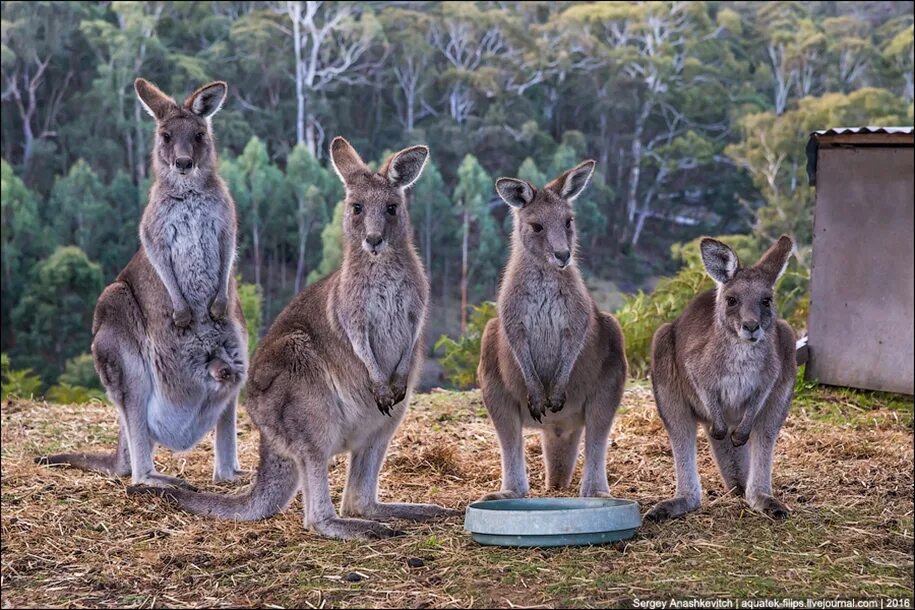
[1,383,912,607]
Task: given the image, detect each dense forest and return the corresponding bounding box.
[1,1,913,391]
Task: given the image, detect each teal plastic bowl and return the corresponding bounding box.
[464,497,642,547]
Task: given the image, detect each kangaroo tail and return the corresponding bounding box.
[127,440,298,521]
[36,428,130,477]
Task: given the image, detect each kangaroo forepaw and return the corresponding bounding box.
[645,496,699,522]
[390,377,408,406]
[371,381,397,416]
[526,394,546,423]
[709,423,727,441]
[172,306,192,328]
[209,295,228,321]
[731,429,750,447]
[207,358,235,383]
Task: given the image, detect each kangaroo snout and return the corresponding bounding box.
[364,233,384,255]
[740,319,762,342]
[175,157,194,172]
[554,250,571,268]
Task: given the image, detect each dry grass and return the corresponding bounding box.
[1,382,912,608]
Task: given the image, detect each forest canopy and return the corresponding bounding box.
[1,1,913,388]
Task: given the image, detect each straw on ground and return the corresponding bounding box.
[1,382,912,608]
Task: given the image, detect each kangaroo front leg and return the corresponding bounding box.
[209,225,235,321]
[141,226,191,327]
[213,398,245,482]
[340,316,395,414]
[546,322,588,413]
[694,386,728,441]
[296,449,399,540]
[342,436,458,522]
[504,322,546,422]
[731,387,774,447]
[390,306,424,405]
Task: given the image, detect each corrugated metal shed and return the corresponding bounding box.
[807,126,914,185]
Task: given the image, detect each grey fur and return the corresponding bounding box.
[646,235,797,522]
[128,138,457,540]
[478,160,628,500]
[37,78,247,487]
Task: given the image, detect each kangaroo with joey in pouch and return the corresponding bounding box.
[646,235,797,522]
[129,137,458,539]
[477,160,628,501]
[37,78,248,488]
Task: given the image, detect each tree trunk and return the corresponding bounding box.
[291,1,306,147]
[460,208,470,334]
[252,220,262,289]
[305,111,317,157]
[424,196,432,274]
[294,207,311,294]
[134,97,146,182]
[625,99,653,226]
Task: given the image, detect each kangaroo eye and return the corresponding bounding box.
[566,217,573,229]
[195,132,205,143]
[530,223,544,233]
[161,132,171,143]
[352,203,363,215]
[726,296,739,307]
[386,204,398,216]
[761,297,773,307]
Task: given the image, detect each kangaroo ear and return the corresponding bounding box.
[546,160,595,201]
[329,137,367,184]
[754,234,794,285]
[135,78,176,121]
[700,238,740,284]
[184,81,227,118]
[384,145,429,189]
[496,178,536,209]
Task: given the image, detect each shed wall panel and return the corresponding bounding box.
[807,147,914,394]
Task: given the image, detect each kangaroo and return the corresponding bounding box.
[128,137,457,539]
[477,161,627,500]
[646,235,797,522]
[36,79,248,488]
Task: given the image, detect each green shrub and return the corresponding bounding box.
[616,235,809,377]
[45,382,106,404]
[1,353,42,400]
[58,353,102,389]
[435,301,498,389]
[237,279,263,358]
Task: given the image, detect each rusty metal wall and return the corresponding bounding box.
[806,146,914,394]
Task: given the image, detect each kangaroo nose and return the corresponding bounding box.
[743,321,760,333]
[555,250,571,264]
[366,233,383,247]
[175,157,193,171]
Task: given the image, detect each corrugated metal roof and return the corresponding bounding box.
[807,126,914,185]
[811,126,914,136]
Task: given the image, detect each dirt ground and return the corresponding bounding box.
[1,381,912,608]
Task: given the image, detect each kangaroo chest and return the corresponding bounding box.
[711,343,769,411]
[154,193,226,308]
[362,271,423,378]
[516,277,588,384]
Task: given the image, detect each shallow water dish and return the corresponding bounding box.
[464,497,642,547]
